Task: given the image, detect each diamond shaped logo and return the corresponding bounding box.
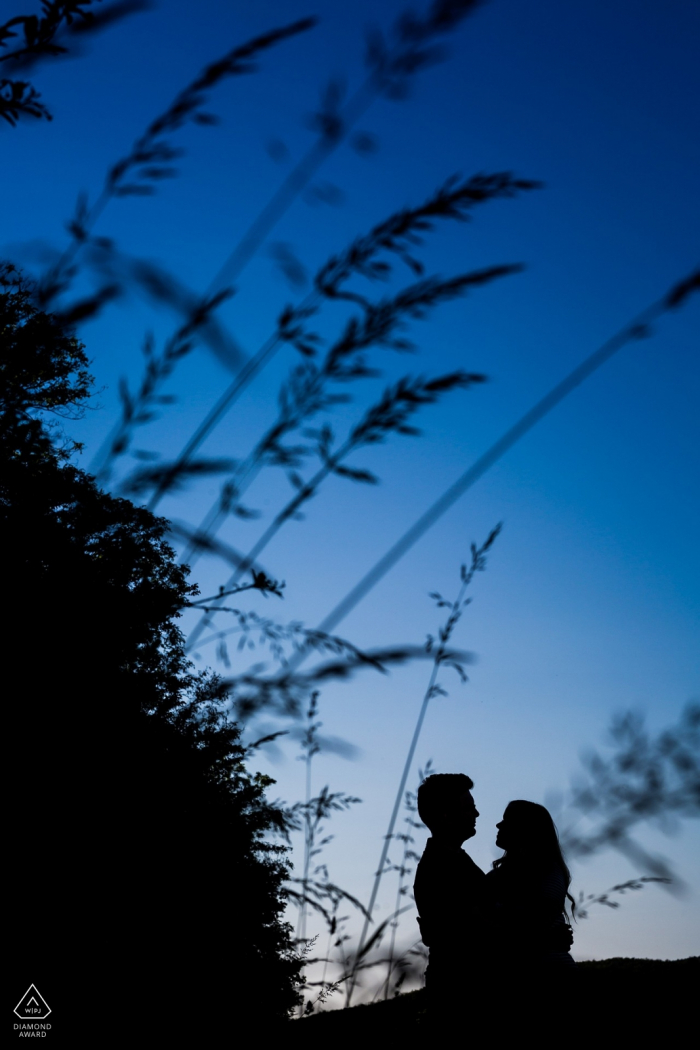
[14,985,51,1020]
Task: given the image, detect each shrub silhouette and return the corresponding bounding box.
[1,265,302,1022]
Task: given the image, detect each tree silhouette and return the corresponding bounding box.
[1,264,302,1024]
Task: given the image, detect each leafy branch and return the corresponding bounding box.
[1,1,100,69]
[561,701,700,885]
[184,571,285,610]
[1,1,145,125]
[575,877,673,919]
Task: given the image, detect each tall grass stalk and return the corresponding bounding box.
[207,0,485,298]
[39,18,316,313]
[146,173,535,528]
[185,368,494,651]
[380,775,428,1000]
[346,525,501,1004]
[89,1,489,484]
[270,268,699,675]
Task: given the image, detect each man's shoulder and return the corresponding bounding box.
[455,849,486,889]
[461,850,487,879]
[415,839,486,881]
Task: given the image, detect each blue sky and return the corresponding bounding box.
[5,0,699,971]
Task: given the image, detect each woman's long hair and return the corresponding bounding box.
[493,800,576,918]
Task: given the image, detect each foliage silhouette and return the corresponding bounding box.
[274,269,699,668]
[1,266,304,1021]
[574,876,672,919]
[184,369,493,650]
[137,172,536,516]
[560,702,700,885]
[1,1,147,126]
[34,13,316,310]
[2,261,474,1018]
[26,1,494,485]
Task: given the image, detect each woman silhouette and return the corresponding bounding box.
[486,800,576,968]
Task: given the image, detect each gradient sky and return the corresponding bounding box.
[5,0,699,972]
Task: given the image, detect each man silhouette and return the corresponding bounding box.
[413,773,485,1004]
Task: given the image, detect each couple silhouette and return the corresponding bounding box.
[414,774,575,1014]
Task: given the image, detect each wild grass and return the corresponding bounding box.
[344,526,501,1004]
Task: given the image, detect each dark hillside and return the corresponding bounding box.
[299,958,698,1036]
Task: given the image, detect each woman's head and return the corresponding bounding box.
[494,800,570,876]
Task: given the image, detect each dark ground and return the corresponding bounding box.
[298,958,698,1038]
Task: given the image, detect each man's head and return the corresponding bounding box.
[417,773,478,844]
